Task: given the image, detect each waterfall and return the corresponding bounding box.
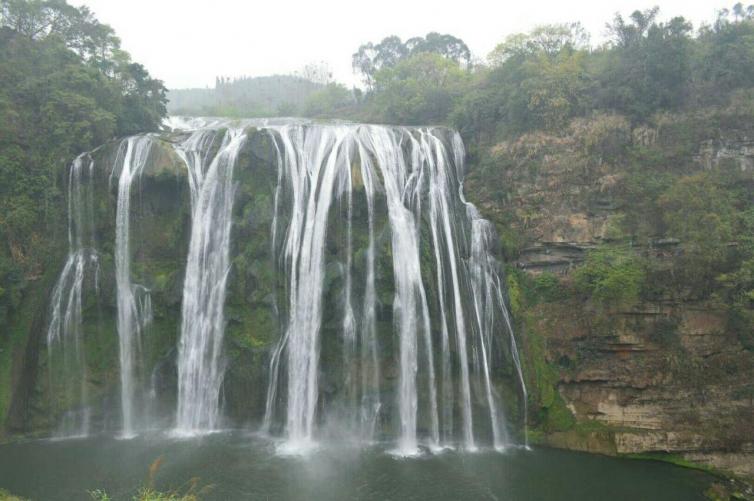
[262,127,383,445]
[261,132,286,434]
[173,127,246,434]
[420,130,477,451]
[46,154,98,438]
[341,139,357,427]
[49,118,526,450]
[112,136,154,438]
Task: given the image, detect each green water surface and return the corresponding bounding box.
[0,432,715,500]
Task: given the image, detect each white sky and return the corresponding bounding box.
[71,0,723,89]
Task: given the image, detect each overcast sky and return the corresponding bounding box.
[71,0,723,90]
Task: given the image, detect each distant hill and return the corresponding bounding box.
[168,75,326,117]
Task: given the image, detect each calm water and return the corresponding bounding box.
[0,432,713,500]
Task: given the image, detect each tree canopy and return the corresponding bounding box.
[352,32,471,88]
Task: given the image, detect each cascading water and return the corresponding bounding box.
[46,154,99,438]
[352,137,381,441]
[363,127,440,454]
[111,136,154,438]
[459,135,528,451]
[265,126,352,452]
[173,126,246,434]
[257,122,526,455]
[420,130,477,451]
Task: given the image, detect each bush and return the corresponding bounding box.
[570,114,631,164]
[573,247,646,305]
[648,317,680,347]
[727,304,754,350]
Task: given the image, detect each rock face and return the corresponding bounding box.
[466,111,754,479]
[697,133,754,172]
[540,301,754,476]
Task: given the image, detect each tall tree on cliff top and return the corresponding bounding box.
[0,0,167,134]
[352,32,471,88]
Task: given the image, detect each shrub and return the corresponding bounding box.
[573,247,646,305]
[531,272,564,303]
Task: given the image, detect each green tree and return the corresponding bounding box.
[595,9,692,120]
[352,32,470,88]
[404,32,471,66]
[352,35,408,89]
[693,5,754,103]
[659,172,737,293]
[488,23,589,64]
[370,52,469,125]
[519,49,589,130]
[454,24,590,138]
[0,0,167,136]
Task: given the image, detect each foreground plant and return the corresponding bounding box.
[0,489,28,501]
[89,458,210,501]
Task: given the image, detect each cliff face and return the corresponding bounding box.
[535,301,754,476]
[467,108,754,478]
[1,109,752,478]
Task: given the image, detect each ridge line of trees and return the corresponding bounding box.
[340,6,754,132]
